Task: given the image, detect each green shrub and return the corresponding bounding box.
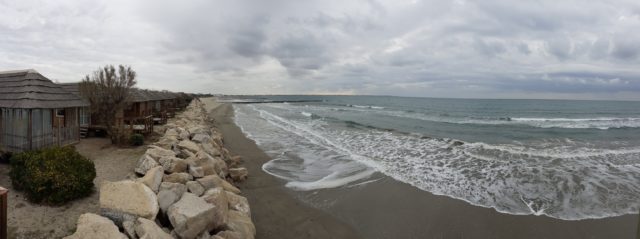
[130,133,144,146]
[9,146,96,204]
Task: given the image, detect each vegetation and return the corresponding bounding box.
[130,133,144,146]
[79,65,137,144]
[9,146,96,204]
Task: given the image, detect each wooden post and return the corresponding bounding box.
[0,186,8,239]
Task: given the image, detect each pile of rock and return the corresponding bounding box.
[65,99,254,239]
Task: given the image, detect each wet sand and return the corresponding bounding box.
[205,99,361,239]
[206,100,639,239]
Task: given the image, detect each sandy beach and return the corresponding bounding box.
[205,100,640,239]
[203,98,360,239]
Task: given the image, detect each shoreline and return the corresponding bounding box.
[206,100,639,239]
[203,99,361,239]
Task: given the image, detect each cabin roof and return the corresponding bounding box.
[0,70,90,109]
[60,82,178,103]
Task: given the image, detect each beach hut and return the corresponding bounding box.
[122,88,154,134]
[0,70,89,152]
[59,83,91,137]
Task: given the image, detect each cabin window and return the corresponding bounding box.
[56,109,65,117]
[155,101,161,110]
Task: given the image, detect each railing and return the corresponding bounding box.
[0,187,7,239]
[1,126,80,152]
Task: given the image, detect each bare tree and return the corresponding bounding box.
[79,65,137,144]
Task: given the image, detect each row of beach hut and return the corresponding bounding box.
[0,69,194,153]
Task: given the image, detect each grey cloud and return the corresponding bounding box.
[1,0,640,99]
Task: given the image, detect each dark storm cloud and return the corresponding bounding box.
[1,0,640,99]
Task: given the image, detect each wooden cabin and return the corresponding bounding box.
[0,70,89,152]
[147,90,178,125]
[122,88,154,135]
[59,83,91,138]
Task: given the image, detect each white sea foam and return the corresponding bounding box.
[233,103,640,220]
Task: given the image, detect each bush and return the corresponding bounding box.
[130,133,144,146]
[9,146,96,204]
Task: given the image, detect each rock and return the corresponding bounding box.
[179,130,191,141]
[215,231,243,239]
[159,156,188,173]
[196,232,211,239]
[195,151,227,177]
[201,142,221,157]
[100,181,159,225]
[201,188,229,228]
[135,154,159,175]
[63,213,128,239]
[225,191,250,218]
[165,128,179,137]
[135,217,173,239]
[137,166,164,193]
[192,133,211,144]
[197,175,241,194]
[227,156,243,168]
[155,136,178,150]
[163,172,193,184]
[228,168,248,182]
[157,190,181,215]
[188,126,208,138]
[179,149,197,159]
[189,166,205,178]
[224,211,255,239]
[159,182,188,195]
[146,146,177,160]
[179,140,201,153]
[123,220,137,239]
[187,181,205,196]
[168,193,218,239]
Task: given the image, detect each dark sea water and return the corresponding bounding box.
[227,95,640,220]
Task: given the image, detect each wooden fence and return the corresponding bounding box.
[0,125,80,152]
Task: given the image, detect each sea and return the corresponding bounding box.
[226,95,640,221]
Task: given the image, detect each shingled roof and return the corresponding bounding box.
[0,69,89,109]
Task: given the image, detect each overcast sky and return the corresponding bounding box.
[1,0,640,100]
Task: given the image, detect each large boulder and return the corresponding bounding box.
[158,182,188,214]
[99,181,159,225]
[146,146,177,160]
[192,133,211,144]
[137,166,164,193]
[225,191,250,218]
[201,188,229,228]
[215,231,242,239]
[189,166,205,178]
[163,172,193,184]
[227,156,243,168]
[159,156,188,173]
[224,211,255,239]
[168,193,218,239]
[188,125,209,138]
[64,213,127,239]
[228,168,248,182]
[179,140,201,153]
[135,154,159,175]
[197,175,241,194]
[187,181,205,196]
[194,151,227,177]
[135,217,173,239]
[201,142,221,157]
